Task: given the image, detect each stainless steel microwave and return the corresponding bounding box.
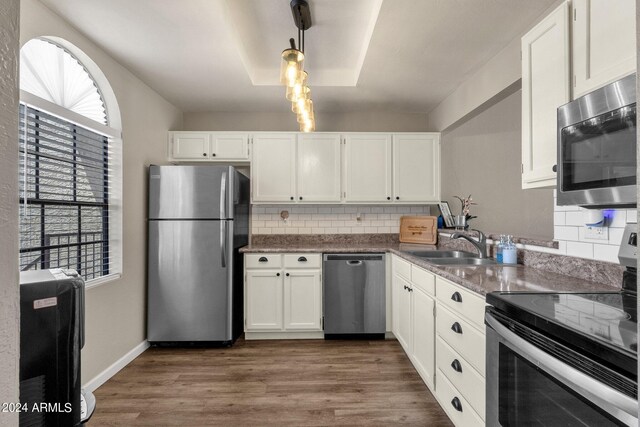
[557,74,636,208]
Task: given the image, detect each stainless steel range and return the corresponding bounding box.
[485,223,638,426]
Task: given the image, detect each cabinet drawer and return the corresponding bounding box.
[245,254,282,269]
[435,369,484,427]
[392,255,411,280]
[436,277,486,329]
[436,304,485,376]
[436,336,485,419]
[283,253,321,269]
[411,265,435,296]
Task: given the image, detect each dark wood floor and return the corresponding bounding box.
[90,338,453,426]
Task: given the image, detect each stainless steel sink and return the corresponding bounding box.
[424,257,497,266]
[405,250,477,258]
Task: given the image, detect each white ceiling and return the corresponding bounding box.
[38,0,556,114]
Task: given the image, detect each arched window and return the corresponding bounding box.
[19,38,121,284]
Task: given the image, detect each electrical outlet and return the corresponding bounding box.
[585,226,608,240]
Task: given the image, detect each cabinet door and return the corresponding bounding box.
[573,0,636,98]
[344,134,392,202]
[393,134,440,202]
[171,132,210,160]
[211,133,249,161]
[284,270,322,330]
[245,270,283,330]
[521,3,570,189]
[393,274,413,353]
[251,134,296,202]
[412,286,435,389]
[297,134,341,202]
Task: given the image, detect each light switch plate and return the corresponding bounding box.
[584,225,608,240]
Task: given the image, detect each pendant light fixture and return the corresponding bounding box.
[281,0,315,132]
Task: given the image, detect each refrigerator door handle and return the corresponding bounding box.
[220,171,227,219]
[221,221,227,268]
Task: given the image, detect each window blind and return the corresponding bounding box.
[19,104,113,281]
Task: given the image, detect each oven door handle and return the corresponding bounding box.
[485,313,638,425]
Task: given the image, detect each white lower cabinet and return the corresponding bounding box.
[391,254,486,426]
[245,270,283,330]
[391,256,436,390]
[411,284,436,390]
[244,253,322,338]
[284,270,322,330]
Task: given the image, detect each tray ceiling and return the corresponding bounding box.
[37,0,557,113]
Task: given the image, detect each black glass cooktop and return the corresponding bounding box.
[487,290,638,377]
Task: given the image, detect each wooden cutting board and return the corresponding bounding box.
[399,216,438,244]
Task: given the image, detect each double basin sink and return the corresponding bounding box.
[402,250,497,266]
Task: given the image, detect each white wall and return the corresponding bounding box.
[252,205,430,235]
[183,111,430,132]
[20,0,183,383]
[0,1,20,425]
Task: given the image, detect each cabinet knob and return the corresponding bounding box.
[396,196,400,200]
[451,292,462,303]
[387,196,391,200]
[212,153,216,157]
[286,273,290,277]
[290,196,294,200]
[299,197,303,200]
[276,273,280,277]
[451,397,463,412]
[552,164,557,172]
[451,322,463,334]
[202,153,207,157]
[450,359,463,373]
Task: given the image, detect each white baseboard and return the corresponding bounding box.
[83,340,149,393]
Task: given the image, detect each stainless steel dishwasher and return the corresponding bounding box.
[323,254,386,339]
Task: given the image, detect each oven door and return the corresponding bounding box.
[486,311,637,427]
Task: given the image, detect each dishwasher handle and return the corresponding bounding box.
[347,260,363,266]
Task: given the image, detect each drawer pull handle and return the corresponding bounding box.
[451,397,463,412]
[298,256,307,262]
[451,292,462,303]
[451,359,463,373]
[451,322,463,334]
[258,257,268,263]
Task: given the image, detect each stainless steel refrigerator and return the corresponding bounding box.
[147,165,249,345]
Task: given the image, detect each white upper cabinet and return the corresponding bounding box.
[344,134,393,203]
[171,132,211,160]
[393,134,440,202]
[297,134,342,203]
[521,2,570,189]
[211,133,250,161]
[170,132,249,161]
[251,133,297,202]
[572,0,636,98]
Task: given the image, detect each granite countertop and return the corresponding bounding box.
[240,242,621,296]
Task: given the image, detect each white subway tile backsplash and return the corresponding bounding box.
[252,204,433,236]
[553,197,629,263]
[608,227,625,246]
[565,242,593,259]
[626,209,637,223]
[553,212,566,226]
[593,244,620,263]
[608,210,627,227]
[564,211,584,227]
[554,226,579,241]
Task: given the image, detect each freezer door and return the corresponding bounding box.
[148,220,232,342]
[148,165,232,219]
